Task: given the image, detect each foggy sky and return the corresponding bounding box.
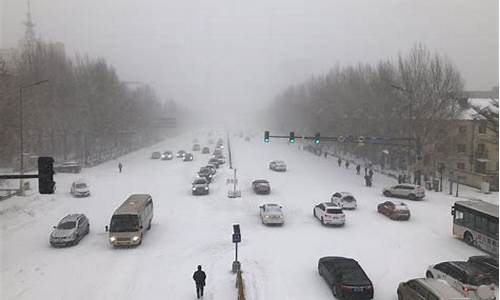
[1,0,498,113]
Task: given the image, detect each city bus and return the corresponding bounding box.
[451,200,498,256]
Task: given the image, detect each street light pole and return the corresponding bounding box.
[19,79,49,196]
[390,84,413,177]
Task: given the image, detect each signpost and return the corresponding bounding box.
[227,168,241,198]
[232,224,241,273]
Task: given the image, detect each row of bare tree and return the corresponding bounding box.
[0,39,178,168]
[268,44,465,171]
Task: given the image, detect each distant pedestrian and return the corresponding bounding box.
[118,162,123,173]
[368,169,374,178]
[193,265,206,299]
[356,165,361,175]
[398,174,402,184]
[402,174,407,183]
[345,161,350,169]
[337,158,342,167]
[364,174,372,187]
[324,152,328,158]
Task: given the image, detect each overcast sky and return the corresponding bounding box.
[1,0,498,112]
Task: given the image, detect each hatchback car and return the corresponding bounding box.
[331,192,357,209]
[383,184,425,200]
[183,153,194,161]
[259,203,284,225]
[192,144,201,151]
[377,200,410,220]
[426,261,496,300]
[252,179,271,194]
[70,180,90,197]
[468,256,499,284]
[313,202,345,226]
[318,256,374,299]
[151,152,161,159]
[192,178,209,195]
[161,151,173,160]
[50,214,90,247]
[202,147,210,154]
[269,160,287,172]
[397,278,472,300]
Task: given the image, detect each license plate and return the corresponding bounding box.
[353,287,364,292]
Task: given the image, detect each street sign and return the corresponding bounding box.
[232,233,241,243]
[226,178,238,184]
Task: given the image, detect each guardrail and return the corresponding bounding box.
[235,270,245,300]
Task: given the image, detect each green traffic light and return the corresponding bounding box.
[264,138,270,143]
[314,139,320,144]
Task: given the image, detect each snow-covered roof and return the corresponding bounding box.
[458,98,499,120]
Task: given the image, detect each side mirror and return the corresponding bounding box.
[105,225,108,232]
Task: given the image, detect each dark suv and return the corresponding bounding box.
[318,256,374,300]
[468,255,499,284]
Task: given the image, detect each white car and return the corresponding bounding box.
[259,203,284,225]
[331,192,357,209]
[269,160,287,172]
[313,202,345,226]
[426,261,496,300]
[383,184,425,200]
[70,180,90,197]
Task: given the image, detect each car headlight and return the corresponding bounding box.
[279,215,283,218]
[264,215,270,218]
[192,187,197,191]
[132,236,139,241]
[109,236,116,242]
[205,187,209,190]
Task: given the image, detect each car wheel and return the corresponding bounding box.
[332,285,339,297]
[464,232,474,245]
[383,191,392,197]
[321,217,325,226]
[425,271,433,278]
[147,220,151,230]
[408,194,416,200]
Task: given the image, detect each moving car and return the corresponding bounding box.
[50,214,90,247]
[269,160,287,172]
[426,261,496,300]
[183,153,194,161]
[161,151,173,160]
[252,179,271,194]
[202,147,210,154]
[468,256,499,285]
[397,278,472,300]
[331,192,357,209]
[192,178,209,195]
[176,150,187,158]
[198,167,214,183]
[192,144,201,151]
[377,200,411,220]
[259,203,284,225]
[70,180,90,197]
[205,165,216,175]
[318,256,374,299]
[54,161,82,173]
[151,152,161,159]
[383,184,425,200]
[313,202,345,226]
[106,194,153,247]
[208,158,221,168]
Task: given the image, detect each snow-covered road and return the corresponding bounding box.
[1,130,497,300]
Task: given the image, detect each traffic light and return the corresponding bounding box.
[38,157,55,194]
[314,132,320,144]
[264,131,270,143]
[289,132,295,143]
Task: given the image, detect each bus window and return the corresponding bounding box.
[474,215,488,235]
[463,211,474,228]
[488,220,499,239]
[454,210,464,225]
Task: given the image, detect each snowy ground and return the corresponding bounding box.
[1,130,498,300]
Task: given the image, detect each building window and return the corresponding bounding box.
[478,122,487,134]
[456,144,466,153]
[458,126,466,134]
[475,161,486,173]
[477,143,486,153]
[457,163,465,170]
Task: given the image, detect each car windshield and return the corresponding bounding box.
[75,183,87,189]
[194,179,206,184]
[343,196,354,202]
[266,206,281,212]
[326,208,343,214]
[341,269,371,285]
[110,214,140,232]
[57,221,76,229]
[469,273,493,285]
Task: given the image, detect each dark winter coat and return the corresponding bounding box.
[193,270,206,286]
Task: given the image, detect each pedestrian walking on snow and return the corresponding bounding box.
[324,152,327,158]
[398,174,402,184]
[356,165,361,175]
[193,265,206,299]
[337,158,342,167]
[345,161,350,169]
[368,169,374,178]
[118,162,123,173]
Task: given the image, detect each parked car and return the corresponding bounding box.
[259,203,284,225]
[208,158,221,168]
[397,278,472,300]
[318,256,374,299]
[383,184,425,200]
[202,147,210,154]
[313,202,345,226]
[70,180,90,197]
[50,214,90,247]
[269,160,287,172]
[176,150,187,158]
[252,179,271,194]
[183,153,194,161]
[161,151,173,160]
[426,261,496,300]
[377,200,411,220]
[331,192,357,209]
[468,256,499,285]
[192,178,209,195]
[151,152,161,159]
[192,144,201,151]
[54,161,82,173]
